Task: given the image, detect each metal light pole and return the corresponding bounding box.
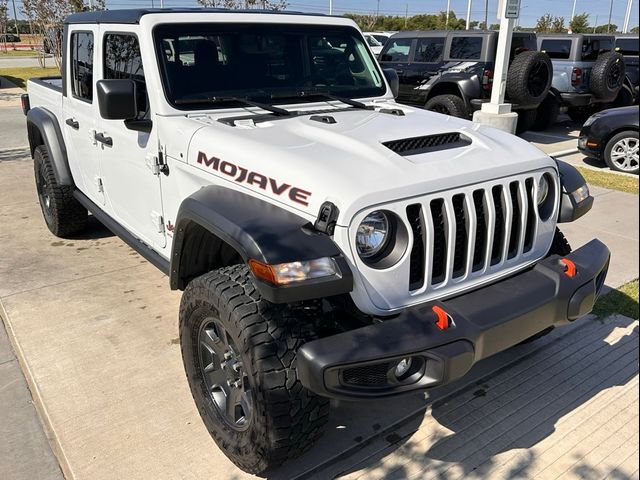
[446,0,451,29]
[607,0,614,32]
[571,0,577,21]
[623,0,633,32]
[329,0,333,15]
[484,0,489,28]
[466,0,473,29]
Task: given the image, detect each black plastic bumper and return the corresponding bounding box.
[560,92,602,107]
[297,240,610,400]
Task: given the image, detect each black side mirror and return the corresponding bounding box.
[96,79,138,120]
[383,68,399,98]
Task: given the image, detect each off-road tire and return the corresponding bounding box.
[567,106,600,124]
[521,228,572,344]
[610,85,635,108]
[179,265,329,475]
[547,227,572,257]
[532,93,560,131]
[506,50,553,107]
[604,130,639,174]
[425,94,468,118]
[33,145,87,237]
[516,108,537,134]
[590,51,625,100]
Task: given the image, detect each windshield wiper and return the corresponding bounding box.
[175,96,292,116]
[271,90,374,111]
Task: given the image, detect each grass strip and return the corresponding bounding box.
[577,166,639,196]
[593,279,639,320]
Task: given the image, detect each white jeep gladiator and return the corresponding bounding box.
[23,8,610,475]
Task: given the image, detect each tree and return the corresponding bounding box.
[551,16,566,33]
[536,14,553,32]
[69,0,106,12]
[196,0,287,9]
[631,26,639,33]
[594,23,618,33]
[569,12,590,33]
[0,0,9,52]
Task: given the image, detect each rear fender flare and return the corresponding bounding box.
[26,107,73,186]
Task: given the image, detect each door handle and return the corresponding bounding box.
[65,118,79,130]
[94,132,113,147]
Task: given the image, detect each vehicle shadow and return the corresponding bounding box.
[271,312,638,480]
[70,215,115,240]
[0,146,31,162]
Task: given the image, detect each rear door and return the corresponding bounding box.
[62,26,103,205]
[97,30,166,249]
[379,37,415,101]
[406,36,446,103]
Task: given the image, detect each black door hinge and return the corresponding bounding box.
[314,201,339,235]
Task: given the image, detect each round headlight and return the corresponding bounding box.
[537,175,550,206]
[356,211,390,259]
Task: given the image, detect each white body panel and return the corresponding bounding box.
[27,12,561,316]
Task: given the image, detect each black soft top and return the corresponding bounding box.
[64,8,324,25]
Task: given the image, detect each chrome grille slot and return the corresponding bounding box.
[490,185,505,266]
[524,178,536,252]
[429,199,447,285]
[472,190,487,272]
[407,204,425,290]
[404,175,551,294]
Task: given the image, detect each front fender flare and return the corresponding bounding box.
[169,186,353,303]
[556,160,594,223]
[26,107,73,186]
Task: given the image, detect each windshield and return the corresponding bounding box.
[153,23,386,110]
[365,35,382,47]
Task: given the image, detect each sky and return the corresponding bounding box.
[7,0,639,29]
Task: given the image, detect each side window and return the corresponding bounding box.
[70,32,94,102]
[104,33,147,118]
[413,37,445,63]
[449,37,483,60]
[582,38,613,60]
[540,39,572,59]
[381,38,413,62]
[616,38,640,55]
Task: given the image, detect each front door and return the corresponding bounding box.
[406,36,446,103]
[97,31,166,249]
[380,37,415,101]
[62,27,103,205]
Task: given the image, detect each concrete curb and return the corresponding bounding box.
[0,298,75,480]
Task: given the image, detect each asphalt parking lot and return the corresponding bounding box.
[1,82,638,479]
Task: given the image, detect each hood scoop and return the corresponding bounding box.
[383,132,471,156]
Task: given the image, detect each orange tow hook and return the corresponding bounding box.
[432,306,451,330]
[560,258,577,278]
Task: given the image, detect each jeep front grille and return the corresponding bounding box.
[348,169,559,313]
[407,177,541,291]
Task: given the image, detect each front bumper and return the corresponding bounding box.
[297,240,610,400]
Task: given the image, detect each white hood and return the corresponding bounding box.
[183,102,557,225]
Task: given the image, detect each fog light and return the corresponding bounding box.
[394,358,412,377]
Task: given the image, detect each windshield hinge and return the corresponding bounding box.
[146,152,169,176]
[314,201,339,236]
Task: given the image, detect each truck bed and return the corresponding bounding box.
[27,76,63,126]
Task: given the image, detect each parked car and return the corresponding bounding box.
[535,34,627,128]
[0,33,21,43]
[363,33,384,56]
[365,31,395,45]
[615,34,639,105]
[578,106,639,174]
[378,30,447,104]
[23,8,609,476]
[381,30,552,133]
